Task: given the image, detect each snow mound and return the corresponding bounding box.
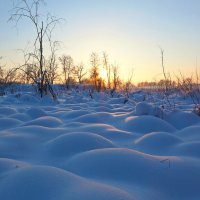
[0,134,36,158]
[10,113,31,122]
[40,95,58,105]
[0,118,22,130]
[176,126,200,141]
[25,107,46,119]
[0,158,29,174]
[9,126,66,142]
[20,94,39,103]
[135,132,182,154]
[66,149,200,200]
[0,107,17,115]
[0,166,134,200]
[24,116,63,128]
[135,102,153,115]
[166,111,200,129]
[107,97,127,104]
[45,132,115,157]
[65,148,171,182]
[135,102,164,118]
[132,94,145,102]
[93,106,112,112]
[124,116,176,134]
[75,112,113,124]
[62,110,90,119]
[174,142,200,157]
[67,123,135,140]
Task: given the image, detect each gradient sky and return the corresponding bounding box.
[1,0,200,82]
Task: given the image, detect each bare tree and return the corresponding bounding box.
[159,47,173,108]
[159,47,168,92]
[112,65,120,90]
[24,63,38,84]
[102,52,111,89]
[90,52,99,90]
[59,55,74,89]
[46,40,60,84]
[9,0,62,99]
[123,69,134,99]
[176,73,200,115]
[0,64,19,95]
[45,24,61,84]
[0,57,3,80]
[20,50,40,84]
[73,63,87,84]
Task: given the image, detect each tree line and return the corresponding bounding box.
[0,0,135,98]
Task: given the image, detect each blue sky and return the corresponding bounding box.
[1,0,200,82]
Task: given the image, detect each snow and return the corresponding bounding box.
[44,132,115,157]
[24,116,63,128]
[135,101,153,115]
[25,107,47,119]
[0,166,134,200]
[0,118,22,130]
[0,90,200,200]
[134,132,183,155]
[166,111,200,129]
[124,115,176,133]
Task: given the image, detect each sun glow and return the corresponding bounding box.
[99,68,107,80]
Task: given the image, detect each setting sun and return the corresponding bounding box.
[99,68,107,80]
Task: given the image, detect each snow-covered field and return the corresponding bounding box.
[0,90,200,200]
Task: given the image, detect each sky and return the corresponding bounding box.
[1,0,200,82]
